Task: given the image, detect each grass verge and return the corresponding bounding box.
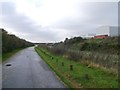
[35,47,118,88]
[2,48,24,62]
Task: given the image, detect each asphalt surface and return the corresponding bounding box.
[2,47,66,88]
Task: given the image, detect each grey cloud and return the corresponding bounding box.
[1,2,118,43]
[51,2,118,35]
[84,2,118,25]
[2,2,38,34]
[1,2,61,43]
[2,2,16,15]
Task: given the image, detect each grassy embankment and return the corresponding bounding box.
[2,48,24,62]
[35,47,118,88]
[51,37,118,74]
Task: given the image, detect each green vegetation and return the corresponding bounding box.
[36,36,119,88]
[1,28,34,54]
[1,28,34,62]
[35,47,118,88]
[2,48,24,62]
[61,36,119,54]
[47,36,119,73]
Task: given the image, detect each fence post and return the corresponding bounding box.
[62,62,64,66]
[51,57,54,60]
[70,64,73,71]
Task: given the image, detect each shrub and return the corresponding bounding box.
[50,48,66,55]
[67,51,80,61]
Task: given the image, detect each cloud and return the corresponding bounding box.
[1,2,63,43]
[1,1,118,43]
[51,2,118,34]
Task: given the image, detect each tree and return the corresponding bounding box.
[1,28,34,53]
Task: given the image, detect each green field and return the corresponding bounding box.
[35,47,118,88]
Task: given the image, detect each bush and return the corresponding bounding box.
[67,51,80,61]
[51,48,66,55]
[2,29,34,53]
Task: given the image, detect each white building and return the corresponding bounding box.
[96,26,119,37]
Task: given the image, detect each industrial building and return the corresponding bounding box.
[94,34,108,39]
[96,26,119,37]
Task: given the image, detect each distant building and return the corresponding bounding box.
[81,35,94,39]
[96,26,119,37]
[94,34,108,39]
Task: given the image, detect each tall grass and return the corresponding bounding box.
[35,47,118,88]
[39,44,118,74]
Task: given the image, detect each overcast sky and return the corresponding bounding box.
[0,0,119,43]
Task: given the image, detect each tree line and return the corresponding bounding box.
[1,28,34,53]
